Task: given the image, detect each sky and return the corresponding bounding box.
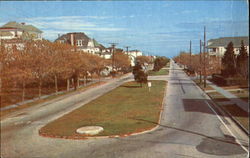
[0,0,249,57]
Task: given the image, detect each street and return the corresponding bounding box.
[1,60,248,158]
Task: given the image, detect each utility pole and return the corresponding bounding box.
[0,37,3,107]
[179,52,181,65]
[189,40,192,68]
[200,39,202,84]
[203,26,207,88]
[124,46,130,55]
[109,43,118,71]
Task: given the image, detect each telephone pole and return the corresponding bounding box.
[203,26,207,88]
[109,43,118,71]
[124,46,130,55]
[200,39,202,84]
[189,40,192,67]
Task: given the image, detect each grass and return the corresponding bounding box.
[206,92,249,132]
[193,79,214,91]
[194,79,249,132]
[0,81,105,119]
[148,69,169,76]
[40,80,166,138]
[221,104,249,131]
[164,62,170,68]
[228,90,249,103]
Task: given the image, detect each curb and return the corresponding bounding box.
[39,80,168,140]
[206,93,249,136]
[191,77,249,136]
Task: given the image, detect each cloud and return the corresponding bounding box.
[22,16,125,40]
[175,20,249,37]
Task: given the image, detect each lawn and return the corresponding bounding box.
[221,104,249,131]
[206,92,249,132]
[148,69,169,76]
[228,90,249,103]
[193,79,214,91]
[196,79,249,132]
[39,80,166,138]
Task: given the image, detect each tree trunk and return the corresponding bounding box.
[199,71,202,84]
[84,76,87,86]
[0,62,2,107]
[22,81,26,102]
[71,78,74,88]
[54,75,58,94]
[99,72,101,82]
[204,72,207,88]
[0,75,2,107]
[67,78,70,91]
[38,78,42,98]
[72,78,77,90]
[77,77,80,88]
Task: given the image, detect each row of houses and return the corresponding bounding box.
[54,32,143,66]
[0,21,144,66]
[1,21,248,63]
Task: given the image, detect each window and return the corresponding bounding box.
[77,40,83,46]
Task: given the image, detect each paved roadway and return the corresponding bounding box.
[1,61,249,158]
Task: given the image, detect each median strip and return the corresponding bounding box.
[39,80,167,139]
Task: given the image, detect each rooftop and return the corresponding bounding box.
[0,21,43,33]
[207,36,249,48]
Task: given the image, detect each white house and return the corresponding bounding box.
[0,21,43,40]
[207,36,249,57]
[125,50,143,66]
[55,32,104,55]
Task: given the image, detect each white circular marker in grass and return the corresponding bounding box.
[76,126,104,135]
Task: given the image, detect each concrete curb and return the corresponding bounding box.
[39,80,168,140]
[179,66,249,137]
[189,76,249,136]
[206,93,249,136]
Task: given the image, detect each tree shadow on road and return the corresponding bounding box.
[182,98,248,118]
[130,117,248,149]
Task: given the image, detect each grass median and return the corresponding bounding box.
[40,80,167,138]
[148,69,169,76]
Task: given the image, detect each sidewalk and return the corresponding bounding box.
[0,74,130,112]
[206,80,249,112]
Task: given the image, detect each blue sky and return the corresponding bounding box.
[0,0,248,57]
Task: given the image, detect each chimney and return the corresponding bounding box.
[70,33,74,46]
[21,22,25,25]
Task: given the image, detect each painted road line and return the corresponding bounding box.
[205,100,249,154]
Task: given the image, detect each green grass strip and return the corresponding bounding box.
[40,80,166,137]
[148,69,169,76]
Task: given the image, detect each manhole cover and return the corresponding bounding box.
[76,126,104,135]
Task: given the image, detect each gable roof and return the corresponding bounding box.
[93,39,105,49]
[207,36,249,48]
[55,32,90,47]
[1,21,43,33]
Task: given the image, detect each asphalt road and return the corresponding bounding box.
[1,61,249,158]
